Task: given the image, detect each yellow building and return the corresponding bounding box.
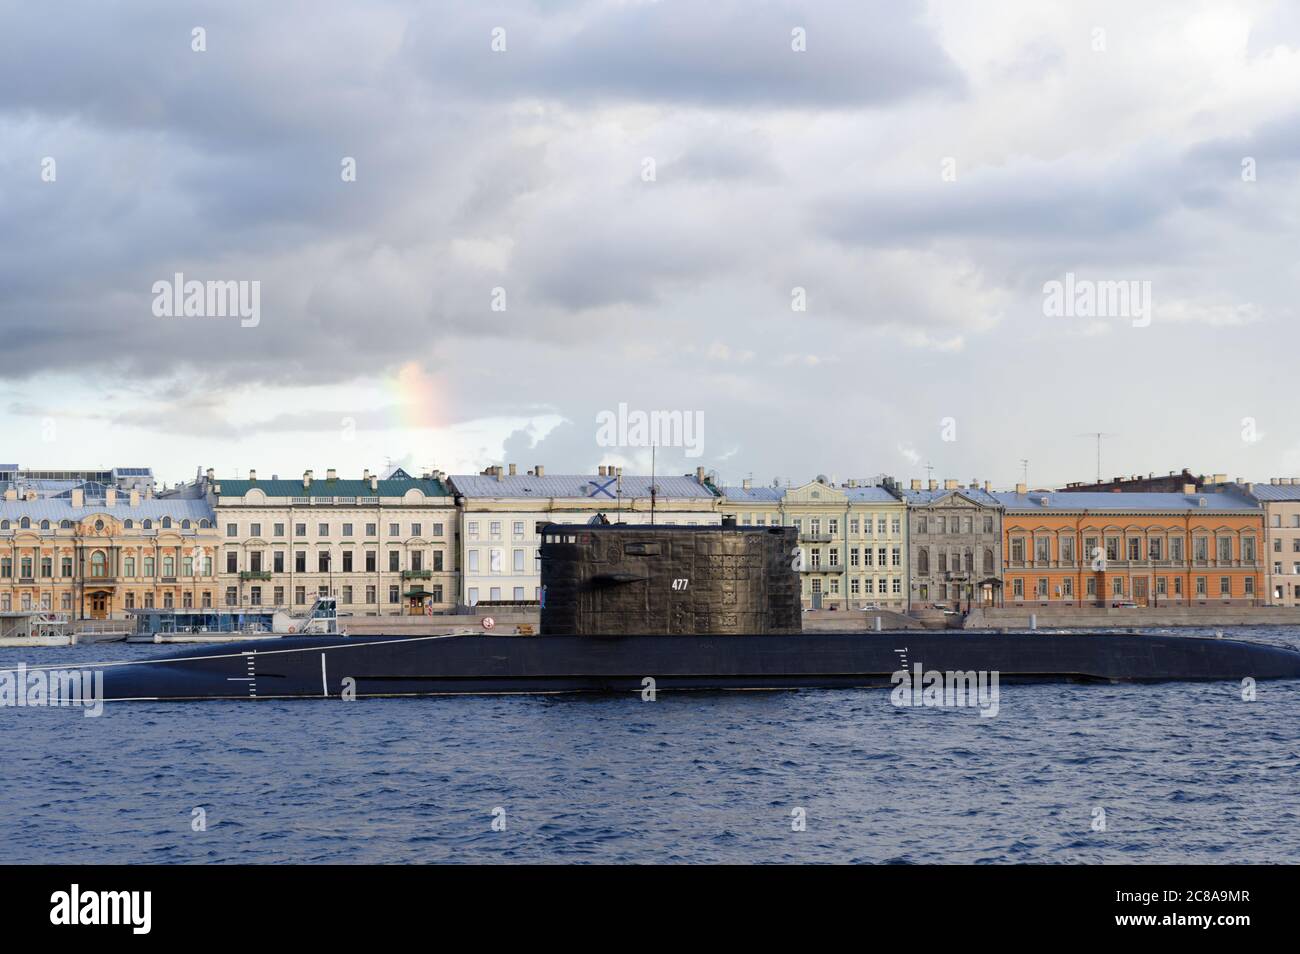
[721,478,908,610]
[0,484,219,619]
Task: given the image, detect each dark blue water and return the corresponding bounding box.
[3,628,1299,863]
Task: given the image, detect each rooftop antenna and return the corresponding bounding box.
[1020,459,1029,487]
[925,461,934,484]
[1077,432,1117,484]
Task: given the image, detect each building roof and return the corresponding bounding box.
[449,474,716,500]
[992,491,1259,512]
[843,486,901,503]
[901,488,1002,507]
[1246,483,1300,501]
[214,477,450,499]
[719,485,785,502]
[0,497,215,524]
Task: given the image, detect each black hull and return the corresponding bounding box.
[56,631,1300,701]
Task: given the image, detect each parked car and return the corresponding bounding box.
[1111,600,1139,609]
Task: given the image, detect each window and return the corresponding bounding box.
[250,587,262,606]
[1220,576,1231,596]
[250,523,261,537]
[61,556,73,577]
[490,521,502,538]
[1194,537,1208,561]
[274,523,285,537]
[1086,577,1097,596]
[1111,578,1123,596]
[513,549,524,572]
[852,547,863,569]
[1060,537,1075,564]
[1245,577,1255,596]
[468,551,479,572]
[1196,577,1207,596]
[226,523,237,537]
[468,522,479,538]
[891,547,901,568]
[490,587,501,601]
[389,551,400,571]
[295,586,306,605]
[341,585,351,604]
[274,552,285,573]
[828,519,838,535]
[389,523,400,537]
[433,551,444,572]
[1170,537,1183,562]
[1156,577,1167,596]
[342,523,353,537]
[365,551,376,572]
[1010,538,1025,563]
[225,587,238,606]
[343,551,353,572]
[1106,537,1120,561]
[40,557,52,578]
[163,555,174,577]
[318,552,331,573]
[412,523,422,537]
[226,551,237,573]
[389,585,399,604]
[366,523,377,537]
[1243,537,1256,562]
[432,523,445,537]
[1127,538,1141,561]
[295,523,307,537]
[513,586,525,600]
[983,516,994,533]
[318,523,329,537]
[1013,578,1024,598]
[124,593,134,610]
[1035,538,1051,563]
[295,551,306,573]
[274,586,285,605]
[983,548,994,574]
[365,584,376,603]
[829,548,840,568]
[1148,538,1163,560]
[90,551,106,578]
[1037,578,1048,597]
[1062,578,1073,597]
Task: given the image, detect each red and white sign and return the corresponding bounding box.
[481,616,496,630]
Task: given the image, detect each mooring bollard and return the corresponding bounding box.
[874,615,882,632]
[1030,613,1037,631]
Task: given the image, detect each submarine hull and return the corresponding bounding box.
[85,631,1300,701]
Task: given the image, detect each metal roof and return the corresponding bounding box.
[214,477,449,499]
[719,486,785,502]
[1246,484,1300,501]
[992,491,1259,512]
[843,486,900,503]
[450,474,716,500]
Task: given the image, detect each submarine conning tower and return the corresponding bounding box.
[539,517,802,636]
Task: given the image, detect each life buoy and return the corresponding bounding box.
[288,625,297,634]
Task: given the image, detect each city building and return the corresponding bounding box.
[721,477,908,611]
[996,484,1263,606]
[449,465,721,607]
[899,479,1003,609]
[0,464,156,498]
[1244,478,1300,605]
[200,468,457,616]
[1058,469,1223,494]
[0,481,218,619]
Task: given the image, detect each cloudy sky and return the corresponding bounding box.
[4,0,1300,490]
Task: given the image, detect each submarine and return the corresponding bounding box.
[51,520,1300,701]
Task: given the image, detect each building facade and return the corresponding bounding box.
[1246,479,1300,605]
[996,486,1263,607]
[204,468,457,616]
[0,484,218,619]
[1058,469,1224,494]
[449,465,721,607]
[900,480,1003,609]
[721,478,908,610]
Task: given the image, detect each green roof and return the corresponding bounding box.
[214,477,450,499]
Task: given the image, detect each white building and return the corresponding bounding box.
[449,465,721,607]
[201,468,458,616]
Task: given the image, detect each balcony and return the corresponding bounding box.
[799,533,834,543]
[239,570,272,581]
[401,569,432,580]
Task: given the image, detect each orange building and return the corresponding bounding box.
[995,486,1263,607]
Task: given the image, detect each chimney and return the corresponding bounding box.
[206,468,215,482]
[495,466,503,481]
[370,475,379,492]
[615,467,623,478]
[509,463,517,476]
[696,466,706,484]
[2,488,14,501]
[1015,483,1027,494]
[909,479,921,491]
[598,465,606,477]
[105,488,116,507]
[943,479,958,490]
[535,465,545,478]
[363,468,370,481]
[249,469,256,482]
[1213,473,1227,484]
[742,478,752,490]
[1183,483,1196,495]
[1272,477,1280,485]
[303,470,313,488]
[71,488,84,507]
[984,480,991,492]
[928,480,937,491]
[130,490,140,507]
[326,468,337,481]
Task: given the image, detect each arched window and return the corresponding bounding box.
[163,555,175,577]
[162,517,172,529]
[917,548,929,574]
[983,548,994,574]
[142,519,153,530]
[59,519,72,529]
[20,517,30,529]
[199,519,211,528]
[182,519,191,529]
[90,551,107,578]
[0,520,8,530]
[123,519,134,529]
[39,520,50,530]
